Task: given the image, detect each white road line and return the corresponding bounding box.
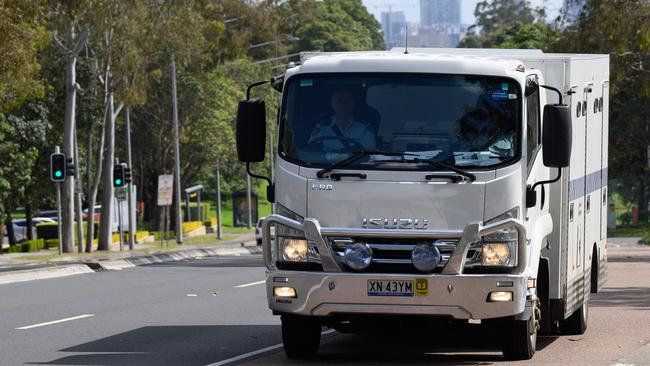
[15,314,95,330]
[234,280,265,288]
[206,329,336,366]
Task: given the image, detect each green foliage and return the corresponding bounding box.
[283,0,384,52]
[2,238,45,253]
[0,1,49,111]
[460,0,551,49]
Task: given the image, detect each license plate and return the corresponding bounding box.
[367,279,414,297]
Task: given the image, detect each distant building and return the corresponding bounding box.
[420,0,461,27]
[381,11,407,49]
[408,25,460,48]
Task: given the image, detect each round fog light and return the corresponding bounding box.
[411,243,441,272]
[344,243,373,271]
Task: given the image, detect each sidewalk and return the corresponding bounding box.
[0,232,258,275]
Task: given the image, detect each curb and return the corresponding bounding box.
[98,245,262,270]
[0,264,95,286]
[0,240,262,285]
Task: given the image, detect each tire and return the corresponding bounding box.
[502,313,537,360]
[591,247,599,293]
[561,301,588,335]
[281,315,321,358]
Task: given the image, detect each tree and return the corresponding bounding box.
[551,0,650,219]
[281,0,384,52]
[51,1,90,253]
[88,0,148,251]
[0,1,49,112]
[460,0,550,49]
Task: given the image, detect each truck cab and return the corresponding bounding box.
[235,48,609,360]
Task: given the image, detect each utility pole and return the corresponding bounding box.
[216,163,222,239]
[126,107,135,250]
[171,54,183,244]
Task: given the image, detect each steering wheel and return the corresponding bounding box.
[307,135,364,153]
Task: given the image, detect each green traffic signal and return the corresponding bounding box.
[55,171,62,178]
[115,179,122,185]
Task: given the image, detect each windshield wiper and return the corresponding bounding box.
[416,158,476,182]
[376,157,476,182]
[316,150,416,179]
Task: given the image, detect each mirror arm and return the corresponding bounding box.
[527,168,561,208]
[539,85,564,104]
[531,168,561,193]
[247,80,271,99]
[246,162,275,203]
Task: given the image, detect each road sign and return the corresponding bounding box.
[115,187,128,201]
[157,175,174,206]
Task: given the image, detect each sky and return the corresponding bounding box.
[362,0,565,25]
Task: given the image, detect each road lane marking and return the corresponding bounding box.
[206,329,336,366]
[15,314,95,330]
[235,280,265,288]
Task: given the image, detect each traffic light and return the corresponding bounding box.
[113,164,126,187]
[124,166,132,184]
[50,153,66,182]
[66,157,76,176]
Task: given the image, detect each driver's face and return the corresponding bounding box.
[330,90,355,116]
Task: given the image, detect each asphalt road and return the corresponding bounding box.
[0,243,649,366]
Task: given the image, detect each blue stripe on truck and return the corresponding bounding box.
[569,167,608,201]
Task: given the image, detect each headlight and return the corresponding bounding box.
[482,243,511,266]
[282,239,309,262]
[480,208,519,267]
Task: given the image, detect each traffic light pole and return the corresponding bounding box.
[54,146,63,256]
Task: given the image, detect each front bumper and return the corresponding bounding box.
[261,214,528,320]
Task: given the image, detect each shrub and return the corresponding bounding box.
[3,239,45,253]
[182,221,203,234]
[620,212,633,226]
[135,231,150,242]
[35,222,99,240]
[45,239,58,248]
[153,231,175,240]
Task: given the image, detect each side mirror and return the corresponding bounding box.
[236,99,266,163]
[542,104,572,168]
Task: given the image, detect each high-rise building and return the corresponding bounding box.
[420,0,461,27]
[381,11,407,49]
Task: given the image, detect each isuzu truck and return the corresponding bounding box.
[235,48,609,360]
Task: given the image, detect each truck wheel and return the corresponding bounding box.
[561,301,588,335]
[281,315,321,358]
[591,247,599,293]
[502,308,537,360]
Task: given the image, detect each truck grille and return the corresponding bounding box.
[329,237,481,274]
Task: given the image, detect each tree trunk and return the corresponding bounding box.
[62,49,77,253]
[98,91,117,251]
[25,203,33,241]
[5,212,16,247]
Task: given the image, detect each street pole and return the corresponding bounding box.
[126,107,135,250]
[73,125,83,253]
[117,195,123,251]
[171,54,183,244]
[247,174,252,229]
[216,163,222,239]
[55,146,63,256]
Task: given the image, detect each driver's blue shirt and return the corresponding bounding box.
[308,117,376,150]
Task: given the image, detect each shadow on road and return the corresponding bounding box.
[29,325,281,366]
[607,255,650,263]
[590,287,650,309]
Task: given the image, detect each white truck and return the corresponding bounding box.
[235,48,609,360]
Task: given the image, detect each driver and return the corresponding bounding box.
[458,94,514,156]
[308,88,376,150]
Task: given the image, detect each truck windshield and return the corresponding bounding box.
[279,73,521,170]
